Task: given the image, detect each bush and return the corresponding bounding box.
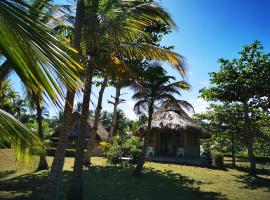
[201,144,212,166]
[212,151,224,169]
[99,141,111,153]
[105,136,142,165]
[123,136,142,164]
[106,144,122,165]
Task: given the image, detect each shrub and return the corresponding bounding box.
[212,151,224,169]
[105,136,142,165]
[201,144,212,166]
[123,136,142,164]
[106,144,122,165]
[99,141,111,153]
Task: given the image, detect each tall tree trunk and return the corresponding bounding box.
[231,131,236,168]
[36,96,49,171]
[44,89,75,200]
[67,56,94,200]
[247,138,256,175]
[44,1,84,199]
[107,86,121,142]
[132,105,153,176]
[84,77,108,166]
[243,101,256,176]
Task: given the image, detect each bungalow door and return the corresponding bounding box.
[160,132,168,155]
[160,133,180,156]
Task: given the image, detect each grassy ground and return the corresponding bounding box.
[0,150,270,200]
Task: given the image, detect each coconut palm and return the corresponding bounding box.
[67,0,186,198]
[45,0,85,199]
[0,0,82,101]
[84,76,108,165]
[0,109,46,160]
[131,63,192,176]
[0,0,82,161]
[0,80,44,158]
[24,88,49,170]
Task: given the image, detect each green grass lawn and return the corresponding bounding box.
[0,150,270,200]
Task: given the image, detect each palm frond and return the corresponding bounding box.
[0,0,82,104]
[0,109,45,160]
[167,81,191,91]
[177,100,195,113]
[133,100,148,115]
[118,43,186,76]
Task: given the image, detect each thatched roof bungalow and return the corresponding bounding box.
[51,112,109,145]
[138,103,208,158]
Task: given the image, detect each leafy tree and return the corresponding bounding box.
[131,63,191,176]
[195,103,244,167]
[200,41,270,175]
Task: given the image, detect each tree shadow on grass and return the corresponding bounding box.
[0,165,227,200]
[0,170,16,180]
[0,171,48,200]
[227,165,270,176]
[83,165,227,200]
[233,174,270,191]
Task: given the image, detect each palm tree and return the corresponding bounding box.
[25,88,49,170]
[44,0,85,199]
[0,0,81,161]
[0,109,46,159]
[107,81,127,142]
[131,63,192,176]
[0,80,45,158]
[84,76,108,166]
[67,0,186,199]
[0,0,82,101]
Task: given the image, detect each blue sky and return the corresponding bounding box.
[10,0,270,119]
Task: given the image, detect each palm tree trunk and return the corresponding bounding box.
[44,89,75,200]
[107,86,121,142]
[132,105,153,176]
[67,57,94,200]
[84,77,108,166]
[44,1,84,199]
[36,96,48,171]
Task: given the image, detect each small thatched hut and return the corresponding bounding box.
[51,112,109,146]
[138,103,208,158]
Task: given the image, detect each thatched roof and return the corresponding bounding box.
[86,117,109,141]
[138,103,208,138]
[52,112,109,141]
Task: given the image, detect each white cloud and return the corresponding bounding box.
[202,80,209,86]
[123,100,138,120]
[188,97,211,115]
